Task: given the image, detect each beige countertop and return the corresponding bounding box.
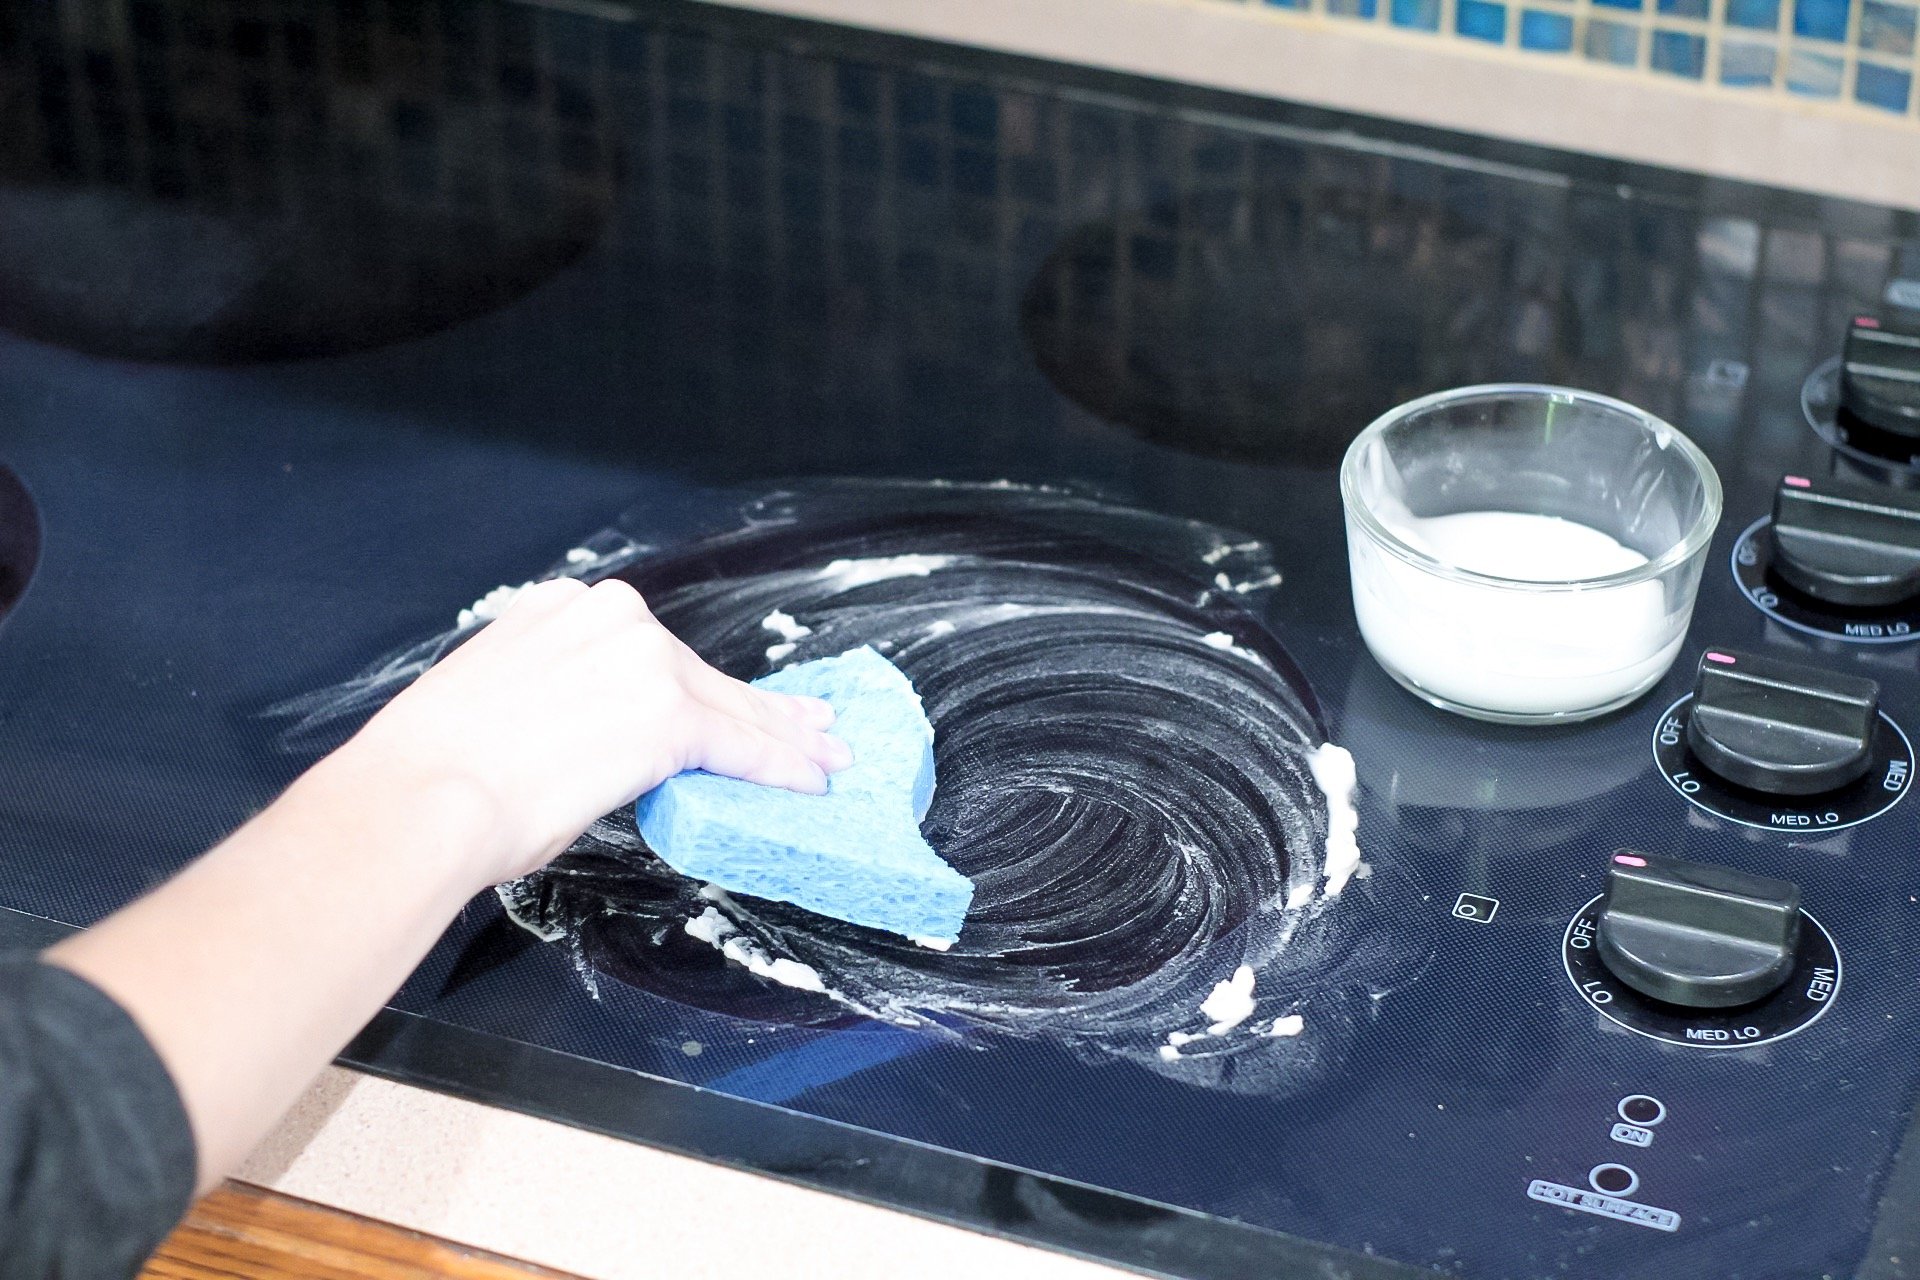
[235,1065,1137,1280]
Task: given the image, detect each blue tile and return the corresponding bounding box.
[1726,0,1783,23]
[1857,59,1915,108]
[1651,28,1708,73]
[1520,8,1576,46]
[1456,0,1508,40]
[1593,0,1644,10]
[1584,17,1642,60]
[1793,0,1852,39]
[1329,0,1381,16]
[1720,39,1779,81]
[1263,0,1310,9]
[1861,0,1918,52]
[1786,46,1846,92]
[1657,0,1712,16]
[1392,0,1442,28]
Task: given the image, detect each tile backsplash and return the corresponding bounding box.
[1209,0,1915,116]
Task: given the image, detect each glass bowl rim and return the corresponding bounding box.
[1338,383,1724,593]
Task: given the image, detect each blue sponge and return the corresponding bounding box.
[635,646,974,944]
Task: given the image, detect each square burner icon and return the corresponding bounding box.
[1453,892,1500,923]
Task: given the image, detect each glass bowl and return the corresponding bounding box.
[1339,385,1723,725]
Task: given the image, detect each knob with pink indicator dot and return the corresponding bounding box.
[1685,648,1879,797]
[1770,472,1920,609]
[1838,314,1920,459]
[1596,851,1801,1010]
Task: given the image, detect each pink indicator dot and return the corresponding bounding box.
[1706,651,1737,665]
[1858,316,1882,329]
[1784,475,1811,488]
[1614,855,1649,867]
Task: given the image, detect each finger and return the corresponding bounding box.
[690,709,830,794]
[808,727,854,774]
[675,644,809,732]
[781,693,838,730]
[681,658,851,772]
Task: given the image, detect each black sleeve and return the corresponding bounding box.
[0,958,197,1280]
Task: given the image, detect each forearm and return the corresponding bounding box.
[36,576,843,1201]
[45,749,495,1194]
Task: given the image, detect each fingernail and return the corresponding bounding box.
[803,764,831,794]
[798,695,836,727]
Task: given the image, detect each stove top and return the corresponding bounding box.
[3,3,1920,1277]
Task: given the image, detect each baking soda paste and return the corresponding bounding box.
[1350,509,1679,718]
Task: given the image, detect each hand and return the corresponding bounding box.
[334,577,850,886]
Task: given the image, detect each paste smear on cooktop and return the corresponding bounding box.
[276,480,1425,1089]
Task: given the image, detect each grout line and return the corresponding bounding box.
[1844,0,1865,101]
[1773,0,1794,95]
[1707,0,1728,82]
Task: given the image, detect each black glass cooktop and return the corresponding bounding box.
[3,3,1919,1277]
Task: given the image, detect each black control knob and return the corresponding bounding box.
[1839,315,1920,458]
[1596,851,1801,1009]
[1685,648,1878,796]
[1771,473,1920,607]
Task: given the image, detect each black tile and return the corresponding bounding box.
[838,124,881,174]
[1068,110,1119,160]
[130,1,168,43]
[663,33,710,90]
[836,62,881,118]
[553,77,597,125]
[895,70,938,129]
[952,147,997,198]
[950,84,997,142]
[498,62,541,103]
[896,133,939,187]
[779,112,823,167]
[780,167,823,223]
[232,17,270,60]
[1007,154,1055,205]
[717,43,765,103]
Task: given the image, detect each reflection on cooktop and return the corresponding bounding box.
[1022,172,1574,466]
[0,1,618,362]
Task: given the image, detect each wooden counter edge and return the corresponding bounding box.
[139,1181,585,1280]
